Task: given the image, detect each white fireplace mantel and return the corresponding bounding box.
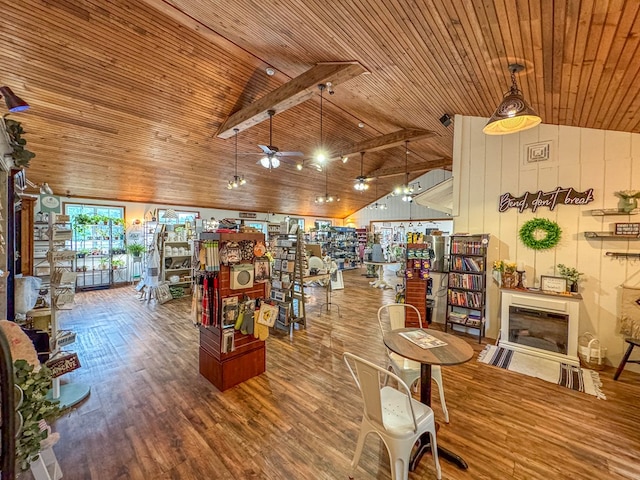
[500,289,581,366]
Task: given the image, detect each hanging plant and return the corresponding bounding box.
[519,218,562,250]
[4,117,36,168]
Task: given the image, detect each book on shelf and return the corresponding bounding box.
[399,330,447,349]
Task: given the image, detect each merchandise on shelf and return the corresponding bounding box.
[73,220,126,290]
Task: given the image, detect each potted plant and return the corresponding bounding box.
[112,258,125,270]
[76,248,90,258]
[126,243,146,259]
[557,264,583,292]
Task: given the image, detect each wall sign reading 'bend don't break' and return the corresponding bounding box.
[498,187,594,213]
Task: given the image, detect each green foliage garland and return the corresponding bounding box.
[519,218,562,250]
[14,360,61,471]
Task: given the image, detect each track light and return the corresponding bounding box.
[0,86,29,112]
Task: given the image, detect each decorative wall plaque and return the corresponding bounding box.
[499,187,594,213]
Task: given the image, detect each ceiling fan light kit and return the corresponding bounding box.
[391,140,417,202]
[483,63,541,135]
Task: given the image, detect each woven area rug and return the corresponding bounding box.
[478,345,606,399]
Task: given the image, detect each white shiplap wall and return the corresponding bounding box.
[454,115,640,369]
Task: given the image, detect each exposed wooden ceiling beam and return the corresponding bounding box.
[330,129,438,159]
[368,158,451,179]
[217,62,368,139]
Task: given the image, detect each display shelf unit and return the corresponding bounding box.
[325,227,358,270]
[584,232,640,239]
[266,222,282,254]
[403,237,432,328]
[197,231,266,391]
[588,208,639,216]
[356,227,368,264]
[271,231,307,331]
[162,226,193,292]
[445,233,489,343]
[33,220,53,284]
[73,221,126,290]
[45,213,90,409]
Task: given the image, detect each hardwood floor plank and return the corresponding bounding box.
[16,269,640,480]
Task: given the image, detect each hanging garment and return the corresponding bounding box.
[202,277,210,326]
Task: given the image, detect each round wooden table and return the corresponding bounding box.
[383,328,474,471]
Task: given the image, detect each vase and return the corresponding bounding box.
[570,282,578,293]
[501,272,517,289]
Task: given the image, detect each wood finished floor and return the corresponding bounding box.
[23,269,640,480]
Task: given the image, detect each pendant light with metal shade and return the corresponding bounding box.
[0,86,29,112]
[315,84,327,163]
[483,63,541,135]
[227,128,246,189]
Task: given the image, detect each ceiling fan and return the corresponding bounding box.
[354,151,371,191]
[243,110,303,169]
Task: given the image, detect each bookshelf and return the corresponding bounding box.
[445,233,489,343]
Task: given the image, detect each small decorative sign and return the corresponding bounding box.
[238,212,257,219]
[499,187,594,213]
[46,352,81,378]
[540,275,568,294]
[615,223,640,236]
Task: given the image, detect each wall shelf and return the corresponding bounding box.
[584,232,640,239]
[589,208,638,216]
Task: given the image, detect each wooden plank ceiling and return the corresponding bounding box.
[2,0,639,218]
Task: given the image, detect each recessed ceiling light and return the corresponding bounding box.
[266,67,276,76]
[358,122,365,128]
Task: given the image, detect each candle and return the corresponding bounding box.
[517,261,525,271]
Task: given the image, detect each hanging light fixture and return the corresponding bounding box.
[314,163,340,204]
[228,128,247,189]
[259,110,282,169]
[368,179,388,210]
[354,152,369,191]
[315,84,327,163]
[391,141,416,201]
[483,63,541,135]
[0,86,29,112]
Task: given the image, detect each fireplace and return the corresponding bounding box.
[500,290,580,365]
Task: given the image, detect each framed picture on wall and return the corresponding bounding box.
[540,275,568,293]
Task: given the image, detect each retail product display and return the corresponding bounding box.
[45,213,90,408]
[403,233,431,327]
[195,231,267,391]
[73,219,126,289]
[271,231,307,331]
[162,225,193,295]
[311,227,358,269]
[445,233,489,343]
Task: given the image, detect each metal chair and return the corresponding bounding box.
[614,338,640,380]
[377,303,449,423]
[344,352,441,480]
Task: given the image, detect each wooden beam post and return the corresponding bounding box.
[217,62,368,139]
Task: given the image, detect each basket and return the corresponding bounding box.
[578,332,607,370]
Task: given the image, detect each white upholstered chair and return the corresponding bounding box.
[343,352,441,480]
[377,303,449,423]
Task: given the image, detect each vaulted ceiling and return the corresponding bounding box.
[2,1,639,218]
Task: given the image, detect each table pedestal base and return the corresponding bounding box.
[410,433,469,472]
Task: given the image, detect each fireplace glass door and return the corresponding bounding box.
[508,306,568,354]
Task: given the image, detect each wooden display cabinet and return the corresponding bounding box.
[198,232,267,391]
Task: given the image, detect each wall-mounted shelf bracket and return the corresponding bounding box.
[605,252,640,258]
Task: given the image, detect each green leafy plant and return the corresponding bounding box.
[4,118,36,168]
[112,258,125,269]
[14,360,60,471]
[557,264,583,288]
[126,243,146,257]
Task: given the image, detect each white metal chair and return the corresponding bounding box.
[343,352,441,480]
[377,303,449,423]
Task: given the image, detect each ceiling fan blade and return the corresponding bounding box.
[274,151,304,157]
[258,144,275,155]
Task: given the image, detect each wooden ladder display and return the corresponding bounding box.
[272,230,307,332]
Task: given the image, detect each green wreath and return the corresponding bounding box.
[519,218,562,250]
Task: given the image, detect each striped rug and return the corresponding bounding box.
[478,345,606,399]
